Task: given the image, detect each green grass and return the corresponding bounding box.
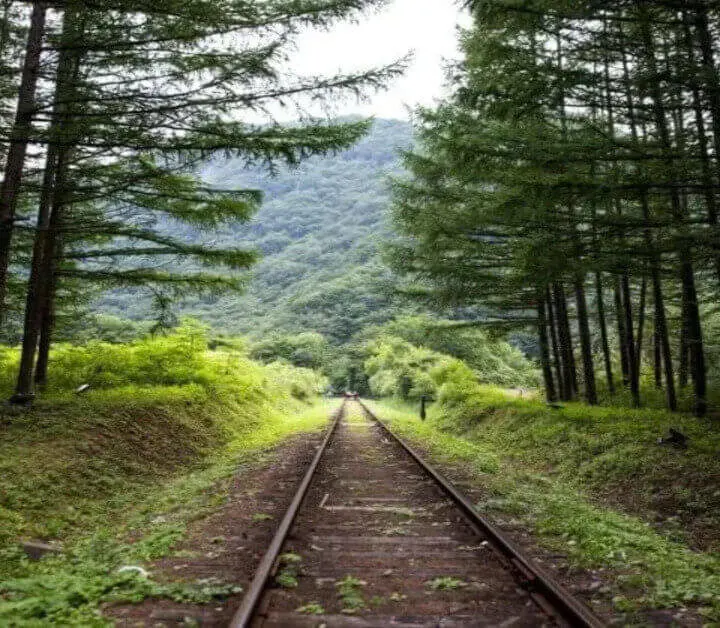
[0,325,334,625]
[0,400,332,625]
[426,386,720,546]
[367,397,720,621]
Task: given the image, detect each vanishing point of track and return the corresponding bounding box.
[229,400,604,628]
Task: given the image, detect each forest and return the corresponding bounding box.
[392,0,720,418]
[1,0,720,626]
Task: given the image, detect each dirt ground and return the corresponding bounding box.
[107,430,325,627]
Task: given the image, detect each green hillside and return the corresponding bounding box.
[98,119,413,343]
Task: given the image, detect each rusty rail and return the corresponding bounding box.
[357,399,605,628]
[228,400,346,628]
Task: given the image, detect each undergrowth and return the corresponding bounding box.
[367,397,720,622]
[0,323,332,625]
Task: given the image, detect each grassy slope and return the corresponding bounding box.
[366,393,720,622]
[0,330,334,625]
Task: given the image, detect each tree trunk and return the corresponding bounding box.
[682,262,707,416]
[12,3,81,402]
[679,300,690,389]
[574,277,597,404]
[638,5,706,416]
[653,331,662,389]
[553,282,577,400]
[595,272,614,394]
[634,277,647,380]
[614,278,630,387]
[34,274,56,387]
[653,270,677,410]
[537,292,557,403]
[0,1,48,322]
[11,143,63,402]
[619,25,676,412]
[681,12,720,283]
[546,285,564,399]
[693,6,720,229]
[621,275,639,406]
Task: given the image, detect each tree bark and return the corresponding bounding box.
[537,292,557,403]
[0,1,48,322]
[574,277,597,404]
[683,263,707,416]
[546,285,564,399]
[653,331,662,389]
[619,22,676,412]
[679,298,690,389]
[11,143,63,402]
[595,272,614,394]
[34,270,56,387]
[634,277,647,382]
[614,278,630,388]
[621,274,640,406]
[553,282,577,400]
[12,2,82,401]
[681,12,720,283]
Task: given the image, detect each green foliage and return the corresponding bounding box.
[365,335,443,400]
[276,553,303,589]
[95,120,416,343]
[367,399,720,619]
[0,323,333,624]
[57,314,151,344]
[335,575,366,613]
[363,324,537,402]
[426,577,467,591]
[251,332,329,370]
[0,320,327,401]
[380,316,539,387]
[296,602,325,614]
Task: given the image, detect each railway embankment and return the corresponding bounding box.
[0,327,331,625]
[365,395,720,625]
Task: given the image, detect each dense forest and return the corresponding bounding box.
[98,119,416,343]
[2,2,720,625]
[392,0,720,417]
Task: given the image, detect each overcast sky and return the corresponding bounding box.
[290,0,469,120]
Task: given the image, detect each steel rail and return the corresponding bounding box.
[228,400,346,628]
[358,399,605,628]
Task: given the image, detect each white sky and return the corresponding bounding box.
[290,0,470,120]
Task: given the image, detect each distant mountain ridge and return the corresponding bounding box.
[99,118,414,342]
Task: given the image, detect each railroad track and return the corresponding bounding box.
[229,400,603,628]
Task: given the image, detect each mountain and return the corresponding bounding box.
[99,119,414,343]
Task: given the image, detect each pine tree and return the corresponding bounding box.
[392,0,720,417]
[3,0,405,401]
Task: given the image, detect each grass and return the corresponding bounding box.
[276,553,304,588]
[426,576,467,591]
[0,324,334,625]
[428,386,720,549]
[366,396,720,622]
[0,401,332,625]
[335,575,367,614]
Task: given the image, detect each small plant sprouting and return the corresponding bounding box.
[335,575,367,613]
[426,576,468,591]
[275,553,303,588]
[251,513,273,523]
[296,602,325,614]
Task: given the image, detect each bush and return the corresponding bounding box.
[264,361,329,400]
[378,315,540,388]
[365,336,446,400]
